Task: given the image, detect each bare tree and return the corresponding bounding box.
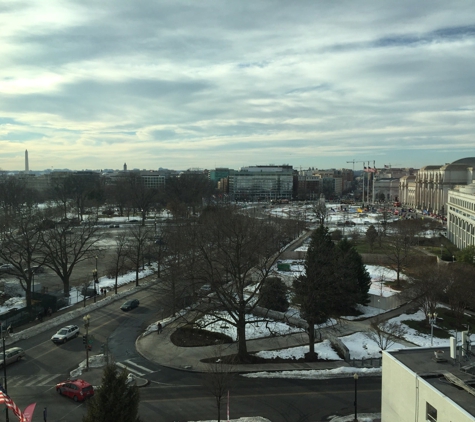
[109,233,131,294]
[446,263,475,327]
[365,316,408,350]
[126,225,153,286]
[402,265,449,319]
[39,217,104,297]
[157,222,193,316]
[385,221,414,287]
[193,205,285,362]
[311,195,329,226]
[202,346,235,422]
[0,211,44,307]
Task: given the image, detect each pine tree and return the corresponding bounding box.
[293,225,336,360]
[259,277,289,312]
[83,363,141,422]
[336,237,371,307]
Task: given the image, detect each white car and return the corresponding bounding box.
[51,325,80,344]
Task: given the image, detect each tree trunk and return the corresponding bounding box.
[305,322,318,361]
[63,277,70,297]
[237,318,248,362]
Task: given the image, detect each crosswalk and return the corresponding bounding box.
[7,360,158,388]
[116,359,158,377]
[8,373,61,388]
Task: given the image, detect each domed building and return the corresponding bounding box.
[399,157,475,215]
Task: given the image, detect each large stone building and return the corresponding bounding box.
[447,180,475,249]
[399,157,475,215]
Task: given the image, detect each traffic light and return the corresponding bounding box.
[82,335,87,344]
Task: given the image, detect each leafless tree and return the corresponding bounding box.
[446,263,475,327]
[402,265,449,319]
[0,211,44,307]
[125,225,153,286]
[157,222,192,316]
[311,196,329,226]
[193,205,285,362]
[109,233,131,294]
[202,345,235,422]
[365,316,408,350]
[39,217,104,297]
[385,221,414,287]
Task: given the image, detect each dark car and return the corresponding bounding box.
[120,299,140,312]
[56,379,94,402]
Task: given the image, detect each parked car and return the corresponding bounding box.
[0,347,25,368]
[51,325,80,344]
[0,264,15,273]
[56,379,94,402]
[120,299,140,312]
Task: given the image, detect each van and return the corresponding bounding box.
[0,347,25,368]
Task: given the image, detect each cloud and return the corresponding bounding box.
[0,1,474,170]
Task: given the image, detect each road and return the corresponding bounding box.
[5,282,381,421]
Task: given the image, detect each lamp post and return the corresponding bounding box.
[83,314,90,371]
[429,312,438,346]
[1,326,9,422]
[92,269,98,303]
[353,373,358,422]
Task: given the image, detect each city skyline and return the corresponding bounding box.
[1,1,474,171]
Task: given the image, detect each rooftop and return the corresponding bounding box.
[388,347,475,416]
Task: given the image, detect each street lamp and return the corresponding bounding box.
[353,373,358,422]
[83,314,90,371]
[92,269,98,303]
[429,312,438,346]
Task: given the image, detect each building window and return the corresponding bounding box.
[426,402,437,421]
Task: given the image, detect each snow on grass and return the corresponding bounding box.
[255,339,342,361]
[196,313,302,341]
[339,332,407,359]
[388,309,451,347]
[242,366,381,379]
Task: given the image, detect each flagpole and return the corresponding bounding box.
[363,161,366,208]
[2,330,9,422]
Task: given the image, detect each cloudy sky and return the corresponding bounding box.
[1,1,474,172]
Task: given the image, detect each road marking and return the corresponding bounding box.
[124,359,158,374]
[8,374,62,387]
[116,360,156,377]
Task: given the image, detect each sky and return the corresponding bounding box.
[1,1,475,172]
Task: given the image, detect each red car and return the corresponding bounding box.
[56,379,94,402]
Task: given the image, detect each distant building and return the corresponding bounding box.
[399,158,475,215]
[447,180,475,249]
[229,165,293,201]
[382,347,475,421]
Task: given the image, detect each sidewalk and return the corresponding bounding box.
[136,315,392,373]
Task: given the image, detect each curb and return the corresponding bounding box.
[5,278,156,347]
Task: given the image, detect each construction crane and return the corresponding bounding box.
[346,159,366,171]
[383,163,401,169]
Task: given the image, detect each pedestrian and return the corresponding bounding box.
[104,289,107,297]
[157,322,162,334]
[47,307,52,317]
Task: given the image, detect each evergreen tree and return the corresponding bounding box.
[259,277,289,312]
[83,363,141,422]
[293,225,336,359]
[293,227,371,360]
[336,237,371,307]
